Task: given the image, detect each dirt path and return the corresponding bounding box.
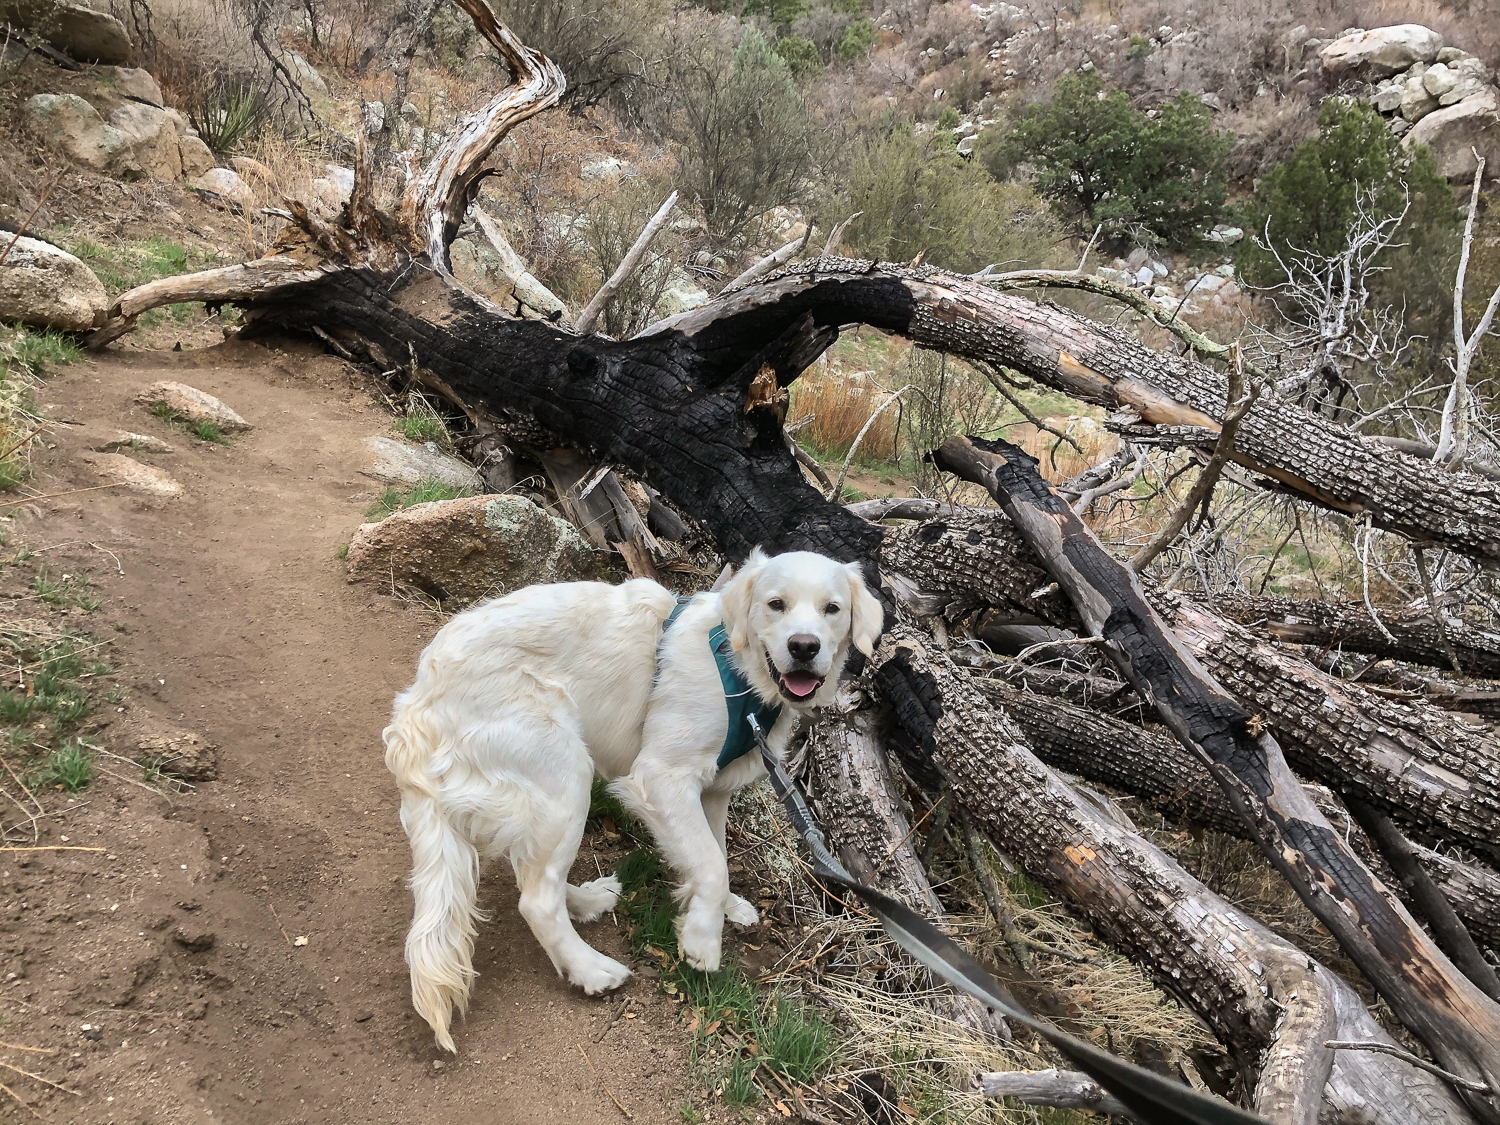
[2,338,706,1124]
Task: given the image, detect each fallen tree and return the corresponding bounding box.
[84,3,1500,1119]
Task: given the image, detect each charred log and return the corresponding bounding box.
[932,433,1500,1120]
[1215,595,1500,681]
[876,632,1471,1125]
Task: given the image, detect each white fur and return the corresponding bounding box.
[385,552,881,1052]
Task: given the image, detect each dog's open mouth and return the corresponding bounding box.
[768,653,824,700]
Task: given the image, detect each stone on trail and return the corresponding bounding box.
[345,494,609,604]
[0,235,108,332]
[79,453,182,497]
[75,426,174,454]
[134,725,217,781]
[361,435,481,491]
[136,381,253,433]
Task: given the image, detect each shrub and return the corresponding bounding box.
[578,173,683,338]
[836,17,878,62]
[1237,99,1458,337]
[773,35,822,77]
[496,0,664,112]
[983,69,1230,247]
[659,23,814,249]
[843,120,1059,274]
[187,81,268,156]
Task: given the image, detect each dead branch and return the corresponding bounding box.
[575,190,679,336]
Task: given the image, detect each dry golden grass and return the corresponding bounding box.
[789,367,900,462]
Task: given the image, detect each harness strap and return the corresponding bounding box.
[657,595,781,772]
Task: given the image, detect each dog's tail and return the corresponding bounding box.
[385,714,480,1055]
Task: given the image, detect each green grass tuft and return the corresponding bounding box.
[399,414,448,444]
[365,479,470,520]
[31,739,94,792]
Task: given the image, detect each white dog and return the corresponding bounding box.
[384,548,882,1051]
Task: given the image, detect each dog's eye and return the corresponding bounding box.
[823,603,840,615]
[767,598,786,612]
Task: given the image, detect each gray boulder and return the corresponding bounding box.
[112,66,163,105]
[0,235,107,331]
[1423,63,1458,98]
[188,167,257,211]
[135,381,253,432]
[24,93,137,176]
[1404,85,1500,182]
[5,2,133,64]
[109,101,183,179]
[361,435,481,491]
[1440,58,1495,106]
[345,494,608,604]
[1400,73,1439,122]
[280,49,328,95]
[1373,83,1404,113]
[1321,25,1443,78]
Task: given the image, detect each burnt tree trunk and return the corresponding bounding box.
[931,434,1500,1120]
[805,701,1009,1039]
[1214,595,1500,680]
[876,632,1471,1125]
[976,674,1500,953]
[884,509,1500,867]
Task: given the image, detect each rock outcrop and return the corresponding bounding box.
[1320,25,1443,78]
[1403,85,1500,182]
[0,236,107,331]
[25,91,216,182]
[345,494,608,603]
[4,1,133,64]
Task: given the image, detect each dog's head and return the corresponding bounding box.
[720,549,883,709]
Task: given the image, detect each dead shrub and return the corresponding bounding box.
[790,366,899,463]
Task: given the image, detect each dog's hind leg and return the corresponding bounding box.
[510,724,631,994]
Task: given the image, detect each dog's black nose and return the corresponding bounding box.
[787,634,821,663]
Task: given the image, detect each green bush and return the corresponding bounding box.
[660,26,814,249]
[773,35,822,78]
[843,120,1059,274]
[1126,33,1153,60]
[188,81,268,156]
[836,17,877,62]
[983,69,1229,247]
[1237,99,1457,336]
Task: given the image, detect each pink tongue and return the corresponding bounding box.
[781,671,822,698]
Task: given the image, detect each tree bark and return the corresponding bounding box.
[977,674,1500,953]
[806,702,1009,1040]
[1214,595,1500,681]
[931,434,1500,1121]
[876,632,1471,1125]
[886,508,1500,870]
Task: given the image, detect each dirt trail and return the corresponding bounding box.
[3,338,702,1124]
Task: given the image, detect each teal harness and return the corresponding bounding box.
[661,597,782,772]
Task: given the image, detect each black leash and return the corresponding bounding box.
[747,715,1267,1125]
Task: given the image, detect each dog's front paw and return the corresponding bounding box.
[569,952,632,995]
[677,911,724,973]
[567,876,623,922]
[725,893,759,927]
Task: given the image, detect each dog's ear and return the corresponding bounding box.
[722,548,768,651]
[844,562,884,657]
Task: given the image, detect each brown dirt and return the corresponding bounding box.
[0,337,723,1124]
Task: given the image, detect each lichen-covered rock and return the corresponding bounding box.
[1321,25,1443,78]
[1404,85,1500,182]
[361,435,481,491]
[345,494,609,604]
[0,235,107,331]
[135,381,253,432]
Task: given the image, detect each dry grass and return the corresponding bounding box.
[790,367,900,463]
[731,782,1216,1123]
